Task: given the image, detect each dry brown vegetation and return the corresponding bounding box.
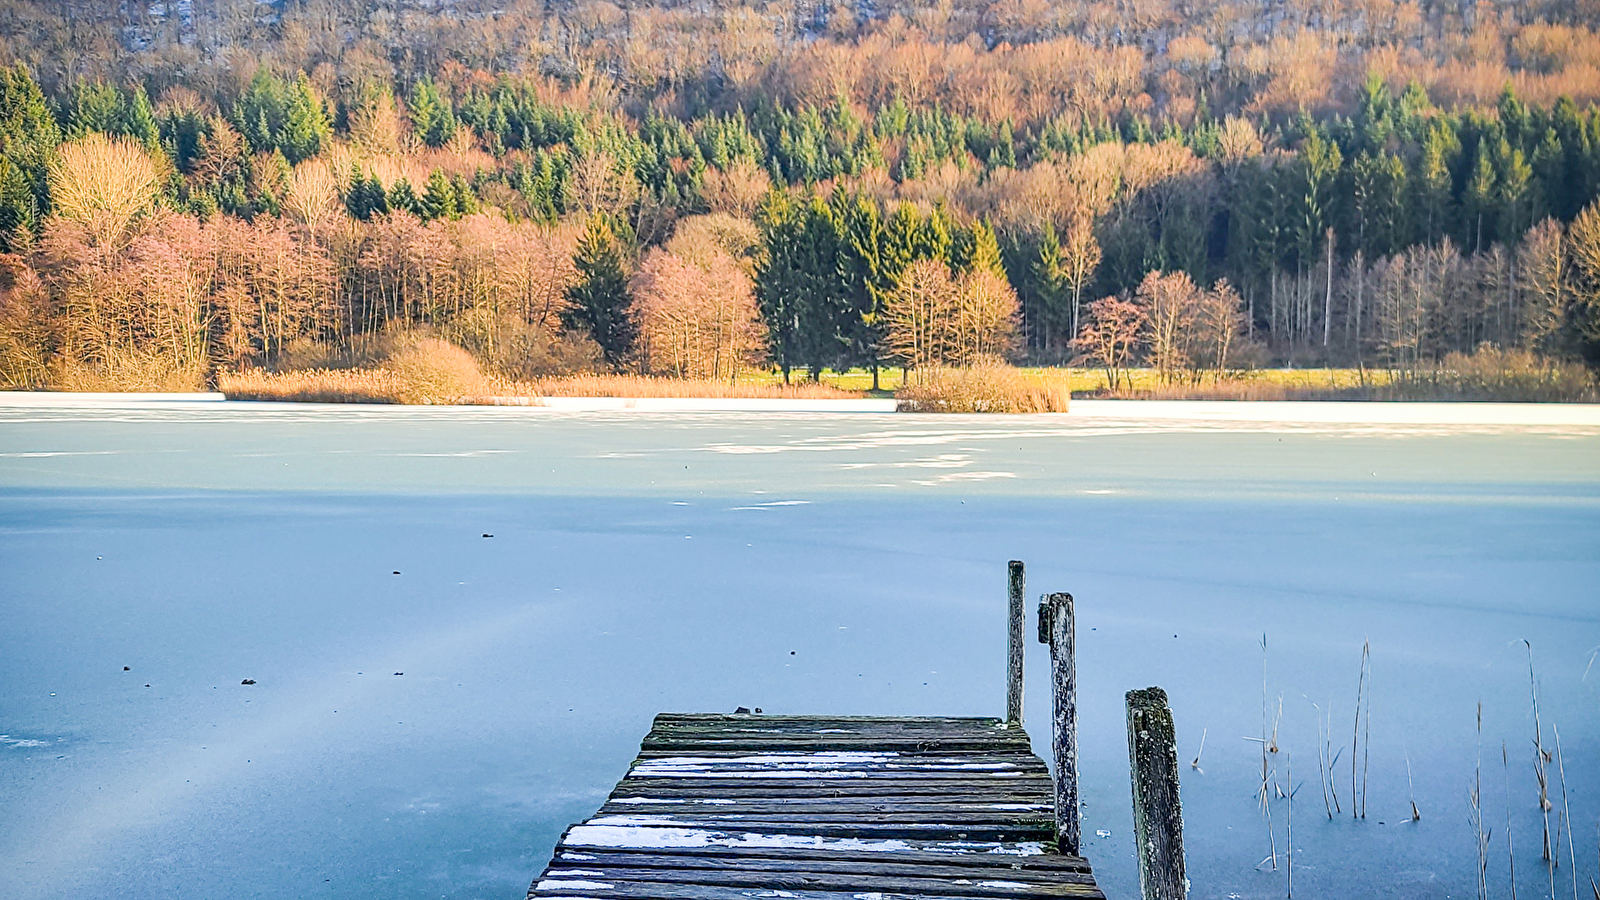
[896,361,1071,412]
[1079,348,1598,401]
[524,374,858,399]
[219,337,865,403]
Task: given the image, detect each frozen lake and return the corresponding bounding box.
[1,398,1597,900]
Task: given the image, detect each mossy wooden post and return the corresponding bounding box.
[1006,560,1025,727]
[1037,591,1077,854]
[1127,686,1186,900]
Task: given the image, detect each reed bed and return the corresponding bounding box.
[523,373,859,399]
[220,367,410,404]
[1082,350,1598,402]
[222,340,866,404]
[896,364,1070,412]
[219,342,1598,406]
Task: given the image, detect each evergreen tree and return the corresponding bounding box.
[835,193,888,383]
[279,74,330,164]
[0,64,57,246]
[1412,122,1457,245]
[564,217,635,369]
[420,170,457,220]
[388,178,421,216]
[68,81,123,137]
[233,70,287,155]
[1030,224,1070,351]
[963,219,1005,276]
[346,170,389,220]
[0,155,34,246]
[754,191,806,381]
[125,87,160,151]
[1464,140,1497,252]
[410,80,456,148]
[450,173,478,216]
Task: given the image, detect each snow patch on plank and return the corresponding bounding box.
[638,752,895,767]
[562,824,1045,856]
[611,797,735,805]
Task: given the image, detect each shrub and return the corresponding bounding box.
[897,361,1070,412]
[383,336,486,403]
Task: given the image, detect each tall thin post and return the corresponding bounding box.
[1037,592,1078,854]
[1127,686,1186,900]
[1006,561,1025,727]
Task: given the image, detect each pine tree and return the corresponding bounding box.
[450,173,478,216]
[1413,123,1457,245]
[1031,224,1070,352]
[68,81,123,137]
[278,74,330,164]
[564,217,635,369]
[388,178,421,216]
[1464,140,1497,252]
[0,154,34,247]
[346,170,389,220]
[835,193,888,383]
[233,70,286,155]
[420,170,456,220]
[963,219,1005,276]
[410,81,456,148]
[754,191,804,381]
[0,64,57,246]
[125,87,160,151]
[1497,138,1532,243]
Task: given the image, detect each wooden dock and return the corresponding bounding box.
[527,712,1105,900]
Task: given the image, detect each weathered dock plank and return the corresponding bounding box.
[528,713,1103,900]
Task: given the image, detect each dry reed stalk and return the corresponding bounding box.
[1313,700,1333,819]
[1473,704,1488,900]
[1554,724,1578,900]
[1328,700,1343,814]
[1286,749,1293,898]
[1362,647,1371,820]
[1255,634,1278,871]
[1260,636,1271,810]
[1527,640,1555,882]
[1407,748,1421,821]
[1505,741,1519,900]
[1352,639,1370,819]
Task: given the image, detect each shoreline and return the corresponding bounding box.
[3,391,1600,424]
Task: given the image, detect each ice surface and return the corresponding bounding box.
[0,398,1596,900]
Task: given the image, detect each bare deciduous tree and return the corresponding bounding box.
[1072,295,1146,391]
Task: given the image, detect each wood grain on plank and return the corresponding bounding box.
[528,713,1103,900]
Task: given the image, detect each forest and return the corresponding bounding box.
[3,0,1600,391]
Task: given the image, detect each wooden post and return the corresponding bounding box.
[1006,560,1025,727]
[1037,591,1078,854]
[1127,686,1186,900]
